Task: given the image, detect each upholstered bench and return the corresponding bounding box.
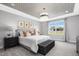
[38,40,55,55]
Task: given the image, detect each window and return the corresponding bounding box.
[48,20,64,35]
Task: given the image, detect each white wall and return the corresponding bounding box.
[0,10,40,49]
[66,15,79,43]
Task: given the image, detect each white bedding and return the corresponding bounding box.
[19,35,52,53]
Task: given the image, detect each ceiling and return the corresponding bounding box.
[2,3,75,18]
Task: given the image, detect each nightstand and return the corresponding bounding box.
[4,36,19,50]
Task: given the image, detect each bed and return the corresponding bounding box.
[19,35,52,53]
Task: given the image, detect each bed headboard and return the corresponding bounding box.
[19,28,40,37]
[17,20,40,37]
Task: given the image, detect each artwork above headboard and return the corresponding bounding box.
[17,20,40,37]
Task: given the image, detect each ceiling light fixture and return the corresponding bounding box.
[40,8,49,21]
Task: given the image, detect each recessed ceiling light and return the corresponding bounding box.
[11,3,15,7]
[65,11,69,13]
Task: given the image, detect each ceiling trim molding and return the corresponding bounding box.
[45,12,79,22]
[0,4,40,22]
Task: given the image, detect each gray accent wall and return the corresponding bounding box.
[40,22,48,35]
[0,10,40,49]
[66,15,79,43]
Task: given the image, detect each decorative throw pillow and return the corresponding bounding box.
[23,31,27,37]
[26,31,31,36]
